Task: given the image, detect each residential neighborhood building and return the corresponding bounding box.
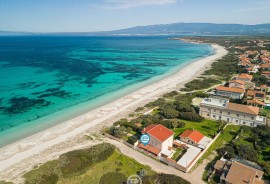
[215,86,245,99]
[214,159,264,184]
[247,99,265,109]
[179,129,212,149]
[228,80,245,89]
[199,96,266,127]
[139,124,174,156]
[235,73,253,82]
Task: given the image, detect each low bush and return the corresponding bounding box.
[59,143,115,177]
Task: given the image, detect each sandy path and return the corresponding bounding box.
[0,44,228,183]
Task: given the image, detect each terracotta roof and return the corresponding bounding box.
[229,80,245,85]
[142,124,157,134]
[227,102,259,115]
[247,90,255,96]
[216,86,245,93]
[237,73,253,80]
[225,162,264,184]
[262,71,270,75]
[260,84,267,88]
[179,130,204,143]
[247,99,265,106]
[259,64,270,68]
[143,124,174,142]
[138,143,161,155]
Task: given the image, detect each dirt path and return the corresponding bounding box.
[105,138,207,184]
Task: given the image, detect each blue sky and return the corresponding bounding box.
[0,0,270,32]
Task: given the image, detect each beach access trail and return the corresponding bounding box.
[0,44,228,183]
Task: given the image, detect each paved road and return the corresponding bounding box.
[105,138,206,184]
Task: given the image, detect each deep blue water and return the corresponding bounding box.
[0,36,213,146]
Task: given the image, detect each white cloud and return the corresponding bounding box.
[103,0,178,9]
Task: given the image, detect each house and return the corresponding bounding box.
[261,71,270,78]
[214,160,264,184]
[247,99,265,109]
[247,89,255,99]
[228,80,245,89]
[215,86,245,99]
[259,63,270,70]
[199,96,266,127]
[235,73,253,82]
[179,130,212,149]
[139,124,174,156]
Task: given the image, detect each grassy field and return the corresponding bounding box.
[173,119,220,138]
[57,150,155,184]
[197,125,240,165]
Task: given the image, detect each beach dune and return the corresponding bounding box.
[0,44,228,182]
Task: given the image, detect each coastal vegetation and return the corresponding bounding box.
[23,143,190,184]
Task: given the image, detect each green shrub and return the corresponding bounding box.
[135,107,145,112]
[127,136,138,145]
[145,98,166,107]
[99,172,127,184]
[144,174,191,184]
[179,112,204,122]
[59,143,115,177]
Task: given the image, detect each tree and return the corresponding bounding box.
[218,146,235,159]
[236,144,258,162]
[172,120,178,130]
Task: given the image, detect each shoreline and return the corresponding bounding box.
[0,44,228,182]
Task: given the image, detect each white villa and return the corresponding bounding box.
[199,96,266,127]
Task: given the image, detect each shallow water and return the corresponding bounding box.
[0,36,213,146]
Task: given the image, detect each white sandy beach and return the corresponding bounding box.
[0,44,228,183]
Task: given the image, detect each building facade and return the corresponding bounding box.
[215,86,245,99]
[199,97,266,127]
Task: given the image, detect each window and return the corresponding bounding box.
[207,114,209,117]
[236,120,238,123]
[220,110,222,113]
[213,115,216,118]
[219,116,222,120]
[227,118,230,122]
[243,122,246,124]
[228,112,230,115]
[237,114,240,117]
[250,123,253,126]
[251,117,254,120]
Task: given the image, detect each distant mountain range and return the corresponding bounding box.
[1,23,270,36]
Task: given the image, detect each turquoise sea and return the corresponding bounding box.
[0,36,213,147]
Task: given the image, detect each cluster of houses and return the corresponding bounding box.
[201,57,270,126]
[214,158,265,184]
[135,124,266,183]
[136,124,213,172]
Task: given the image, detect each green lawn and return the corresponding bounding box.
[197,125,240,164]
[173,119,220,139]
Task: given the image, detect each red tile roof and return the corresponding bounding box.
[227,102,259,115]
[237,73,253,80]
[138,143,160,155]
[229,80,245,85]
[247,90,255,96]
[247,99,265,106]
[179,130,204,143]
[216,86,245,93]
[143,124,174,142]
